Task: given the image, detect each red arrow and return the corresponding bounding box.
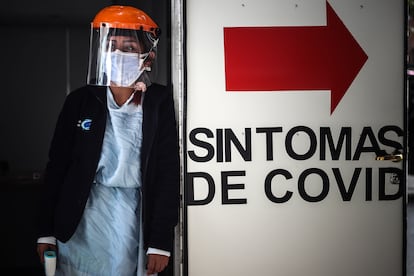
[224,2,368,114]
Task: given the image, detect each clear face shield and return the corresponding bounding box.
[87,24,158,88]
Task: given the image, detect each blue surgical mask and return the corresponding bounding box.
[106,50,148,87]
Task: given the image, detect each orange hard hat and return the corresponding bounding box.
[92,5,160,37]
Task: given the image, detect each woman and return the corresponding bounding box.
[36,6,180,276]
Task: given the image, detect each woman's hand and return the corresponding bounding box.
[37,243,57,264]
[134,82,147,92]
[146,254,169,275]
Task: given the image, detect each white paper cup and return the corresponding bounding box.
[44,250,56,276]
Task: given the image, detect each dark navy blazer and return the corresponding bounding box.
[37,84,180,252]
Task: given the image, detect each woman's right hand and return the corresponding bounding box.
[37,243,57,264]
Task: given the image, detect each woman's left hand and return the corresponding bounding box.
[134,82,147,92]
[147,254,169,275]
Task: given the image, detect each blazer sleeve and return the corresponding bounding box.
[37,93,78,238]
[145,86,180,252]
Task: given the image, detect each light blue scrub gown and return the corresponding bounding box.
[56,89,147,276]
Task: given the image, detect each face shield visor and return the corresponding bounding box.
[87,24,159,88]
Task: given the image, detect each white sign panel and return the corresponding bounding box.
[184,1,404,275]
